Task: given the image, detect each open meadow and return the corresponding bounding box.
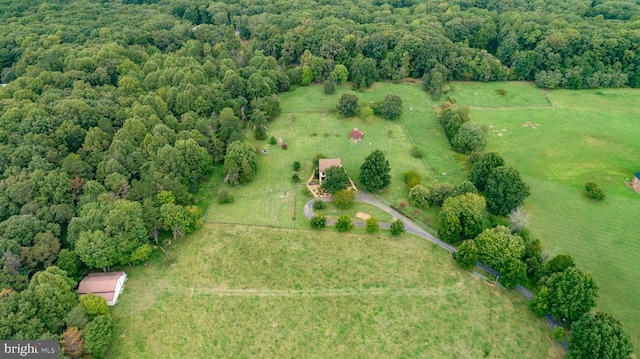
[108,223,562,358]
[448,81,640,351]
[205,82,465,229]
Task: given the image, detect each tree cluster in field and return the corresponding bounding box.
[336,93,403,121]
[438,102,487,155]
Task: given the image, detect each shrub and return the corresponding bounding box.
[408,184,430,209]
[585,181,605,201]
[551,327,565,342]
[217,190,234,204]
[546,254,575,275]
[366,216,379,233]
[293,161,301,171]
[281,143,288,149]
[313,200,326,210]
[335,215,354,232]
[390,219,405,236]
[403,170,422,189]
[455,240,478,269]
[269,136,277,145]
[291,173,300,183]
[410,146,424,158]
[428,183,455,206]
[334,189,356,209]
[310,215,326,229]
[80,293,109,317]
[399,202,406,209]
[323,79,336,94]
[336,93,359,117]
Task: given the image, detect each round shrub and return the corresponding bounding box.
[323,79,336,94]
[269,136,277,145]
[313,200,326,210]
[282,143,288,149]
[390,219,405,237]
[408,184,430,209]
[366,216,379,233]
[585,181,605,201]
[335,215,354,232]
[403,170,422,189]
[333,189,356,209]
[293,161,301,171]
[410,146,424,158]
[217,190,234,204]
[291,173,300,183]
[310,214,326,229]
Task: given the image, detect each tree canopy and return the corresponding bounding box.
[568,312,633,359]
[358,150,391,192]
[531,267,599,323]
[485,166,530,216]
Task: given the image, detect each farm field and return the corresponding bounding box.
[205,82,466,228]
[449,82,640,351]
[108,223,562,358]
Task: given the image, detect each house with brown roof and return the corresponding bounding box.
[350,128,364,142]
[78,272,127,306]
[318,158,342,184]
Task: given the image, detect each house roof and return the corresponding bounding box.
[78,272,126,302]
[350,128,363,139]
[319,158,342,173]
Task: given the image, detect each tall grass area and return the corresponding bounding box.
[206,82,465,228]
[108,223,562,358]
[450,83,640,352]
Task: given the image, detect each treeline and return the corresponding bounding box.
[2,0,640,90]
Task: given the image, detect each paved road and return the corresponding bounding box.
[303,191,565,346]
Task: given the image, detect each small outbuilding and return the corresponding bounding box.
[350,128,364,142]
[318,158,342,184]
[78,272,127,306]
[632,172,640,193]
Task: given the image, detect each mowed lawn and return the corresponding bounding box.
[450,82,640,351]
[206,82,465,228]
[108,223,562,358]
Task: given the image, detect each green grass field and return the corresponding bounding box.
[108,223,562,358]
[449,83,640,352]
[206,82,465,228]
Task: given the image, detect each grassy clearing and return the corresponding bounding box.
[447,81,551,108]
[109,223,562,359]
[450,83,640,352]
[206,82,465,228]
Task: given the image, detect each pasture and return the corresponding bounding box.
[108,223,562,358]
[449,82,640,351]
[205,82,466,229]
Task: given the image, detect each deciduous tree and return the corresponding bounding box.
[485,166,530,216]
[469,152,505,191]
[336,93,359,117]
[321,166,350,194]
[568,312,632,359]
[358,150,391,192]
[531,267,598,322]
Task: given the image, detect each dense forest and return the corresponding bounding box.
[1,0,639,356]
